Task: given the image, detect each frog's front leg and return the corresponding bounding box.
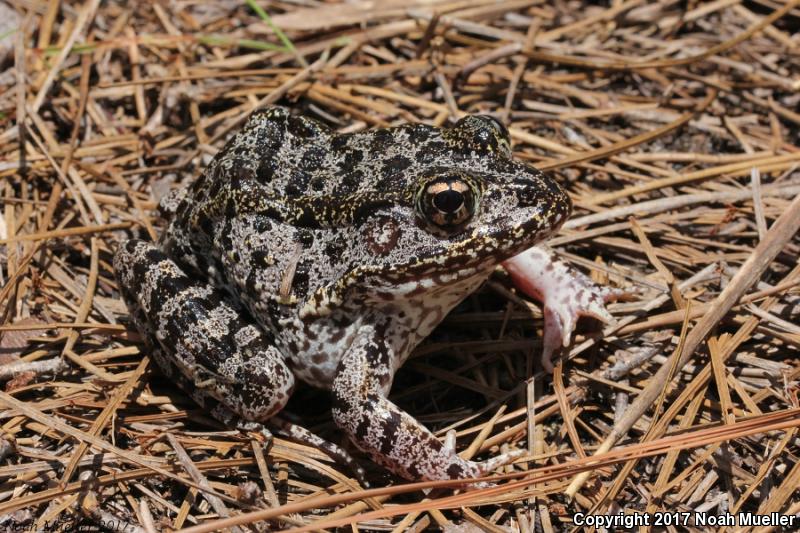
[502,246,621,372]
[332,328,521,481]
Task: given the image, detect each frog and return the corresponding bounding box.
[114,106,617,482]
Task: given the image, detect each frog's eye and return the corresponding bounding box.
[478,115,510,142]
[416,175,480,233]
[452,115,512,157]
[478,115,512,156]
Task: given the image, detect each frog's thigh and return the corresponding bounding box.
[114,239,294,422]
[332,329,506,481]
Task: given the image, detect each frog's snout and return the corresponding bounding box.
[508,175,572,233]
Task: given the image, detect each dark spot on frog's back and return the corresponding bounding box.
[415,140,447,162]
[382,155,412,175]
[251,249,271,268]
[374,173,406,191]
[231,161,255,183]
[205,173,223,199]
[247,214,273,234]
[342,149,364,171]
[330,135,349,151]
[299,146,326,172]
[287,115,328,139]
[225,197,238,220]
[309,175,327,192]
[369,129,394,151]
[324,238,346,261]
[340,170,364,192]
[251,120,284,152]
[256,157,277,184]
[297,229,314,247]
[285,170,312,196]
[406,124,433,144]
[290,262,310,294]
[295,208,319,228]
[217,221,235,251]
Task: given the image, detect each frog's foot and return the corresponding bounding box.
[269,416,368,486]
[439,430,524,487]
[333,330,523,482]
[502,246,621,372]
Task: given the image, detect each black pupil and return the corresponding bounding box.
[433,189,464,213]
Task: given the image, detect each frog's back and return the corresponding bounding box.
[189,107,500,201]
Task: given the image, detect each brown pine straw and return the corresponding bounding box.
[537,89,718,171]
[566,189,800,498]
[0,322,127,332]
[0,390,238,507]
[0,221,134,245]
[524,0,800,71]
[0,458,257,516]
[174,408,800,533]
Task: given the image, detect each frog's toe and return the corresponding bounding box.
[571,285,620,325]
[270,416,368,486]
[444,430,457,452]
[541,308,565,373]
[237,420,275,448]
[453,450,526,489]
[473,449,525,476]
[586,297,615,324]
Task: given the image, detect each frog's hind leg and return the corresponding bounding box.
[114,239,295,425]
[114,239,366,483]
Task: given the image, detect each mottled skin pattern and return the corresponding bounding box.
[114,106,614,482]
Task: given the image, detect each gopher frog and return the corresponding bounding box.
[114,107,615,481]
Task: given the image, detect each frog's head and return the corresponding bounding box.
[301,115,572,317]
[399,114,571,272]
